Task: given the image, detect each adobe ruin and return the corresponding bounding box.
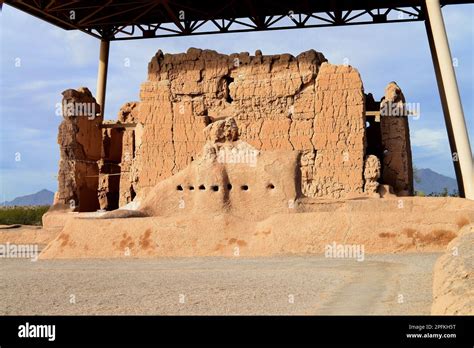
[42,49,474,260]
[41,114,473,259]
[53,48,414,212]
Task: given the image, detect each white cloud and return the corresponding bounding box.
[411,128,448,152]
[50,29,97,67]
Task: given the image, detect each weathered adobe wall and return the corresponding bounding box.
[380,82,414,196]
[133,117,301,222]
[53,49,413,212]
[97,127,122,210]
[305,63,366,198]
[127,48,366,201]
[116,102,141,207]
[55,88,102,212]
[134,49,321,198]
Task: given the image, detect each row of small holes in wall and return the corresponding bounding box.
[176,184,275,191]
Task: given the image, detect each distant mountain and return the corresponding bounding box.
[1,189,54,206]
[414,168,458,195]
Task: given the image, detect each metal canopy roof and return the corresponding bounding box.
[4,0,473,40]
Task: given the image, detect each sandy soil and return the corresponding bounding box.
[0,253,440,315]
[0,225,58,247]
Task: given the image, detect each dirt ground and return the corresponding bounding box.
[0,253,440,315]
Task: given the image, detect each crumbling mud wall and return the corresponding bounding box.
[117,102,141,207]
[55,88,102,212]
[128,48,369,201]
[43,117,472,259]
[135,49,329,198]
[133,117,301,221]
[304,63,366,198]
[380,82,414,196]
[54,49,414,211]
[98,126,122,210]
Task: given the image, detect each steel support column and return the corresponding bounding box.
[96,39,110,118]
[424,0,473,199]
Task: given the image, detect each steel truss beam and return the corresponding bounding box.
[97,7,426,40]
[5,0,433,40]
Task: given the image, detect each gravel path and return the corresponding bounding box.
[0,253,440,315]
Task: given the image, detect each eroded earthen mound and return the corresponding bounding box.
[431,223,474,315]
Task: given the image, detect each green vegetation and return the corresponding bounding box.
[415,188,458,197]
[426,187,459,197]
[0,206,49,226]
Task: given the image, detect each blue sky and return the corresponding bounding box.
[0,4,473,201]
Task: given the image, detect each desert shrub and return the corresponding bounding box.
[0,206,49,226]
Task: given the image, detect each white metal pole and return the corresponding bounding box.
[425,0,473,199]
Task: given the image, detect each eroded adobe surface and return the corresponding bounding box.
[136,48,328,199]
[53,48,413,212]
[129,117,300,221]
[41,117,474,259]
[431,223,474,315]
[56,88,102,212]
[380,82,414,196]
